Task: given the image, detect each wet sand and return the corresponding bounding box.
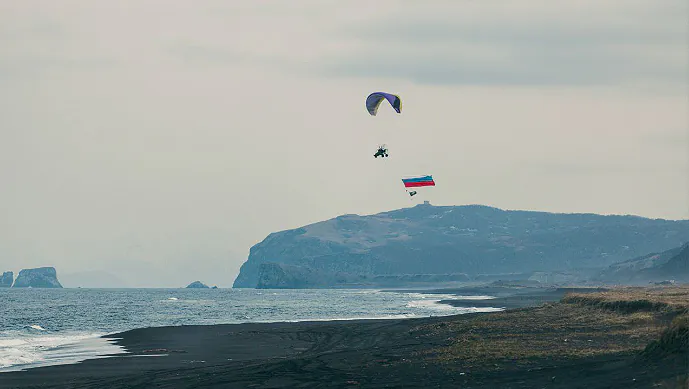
[1,286,686,389]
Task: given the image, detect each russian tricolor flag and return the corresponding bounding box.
[402,175,435,188]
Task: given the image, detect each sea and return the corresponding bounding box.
[0,288,501,373]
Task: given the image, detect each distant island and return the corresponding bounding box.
[186,281,210,289]
[233,203,689,289]
[2,267,63,288]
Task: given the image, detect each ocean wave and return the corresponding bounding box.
[402,292,495,301]
[406,298,503,313]
[406,299,459,311]
[343,290,383,295]
[0,332,126,373]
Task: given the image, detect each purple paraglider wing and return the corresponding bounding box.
[366,92,402,116]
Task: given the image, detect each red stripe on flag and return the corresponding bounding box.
[403,181,435,188]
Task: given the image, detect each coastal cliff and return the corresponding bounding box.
[234,204,689,288]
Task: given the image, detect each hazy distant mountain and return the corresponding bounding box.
[596,243,689,284]
[59,270,130,288]
[233,204,689,288]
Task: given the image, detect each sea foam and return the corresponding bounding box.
[0,331,126,373]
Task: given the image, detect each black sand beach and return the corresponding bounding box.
[392,284,612,310]
[1,286,687,389]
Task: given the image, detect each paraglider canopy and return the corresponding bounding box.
[366,92,402,116]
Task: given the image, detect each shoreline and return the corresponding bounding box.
[0,287,502,375]
[1,285,686,388]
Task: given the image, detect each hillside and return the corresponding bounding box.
[233,204,689,288]
[651,244,689,279]
[597,243,689,284]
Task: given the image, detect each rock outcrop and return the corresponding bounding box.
[186,281,210,289]
[0,271,13,287]
[233,204,689,289]
[12,267,62,288]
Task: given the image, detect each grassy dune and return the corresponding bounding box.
[563,286,689,314]
[409,286,688,387]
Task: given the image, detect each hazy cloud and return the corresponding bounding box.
[315,0,687,88]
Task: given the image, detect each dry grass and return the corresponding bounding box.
[412,286,689,370]
[563,285,689,314]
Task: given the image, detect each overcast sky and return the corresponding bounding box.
[1,0,687,287]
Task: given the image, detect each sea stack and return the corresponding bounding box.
[186,281,210,289]
[13,267,63,288]
[0,271,13,287]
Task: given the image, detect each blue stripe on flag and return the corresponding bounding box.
[402,175,433,183]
